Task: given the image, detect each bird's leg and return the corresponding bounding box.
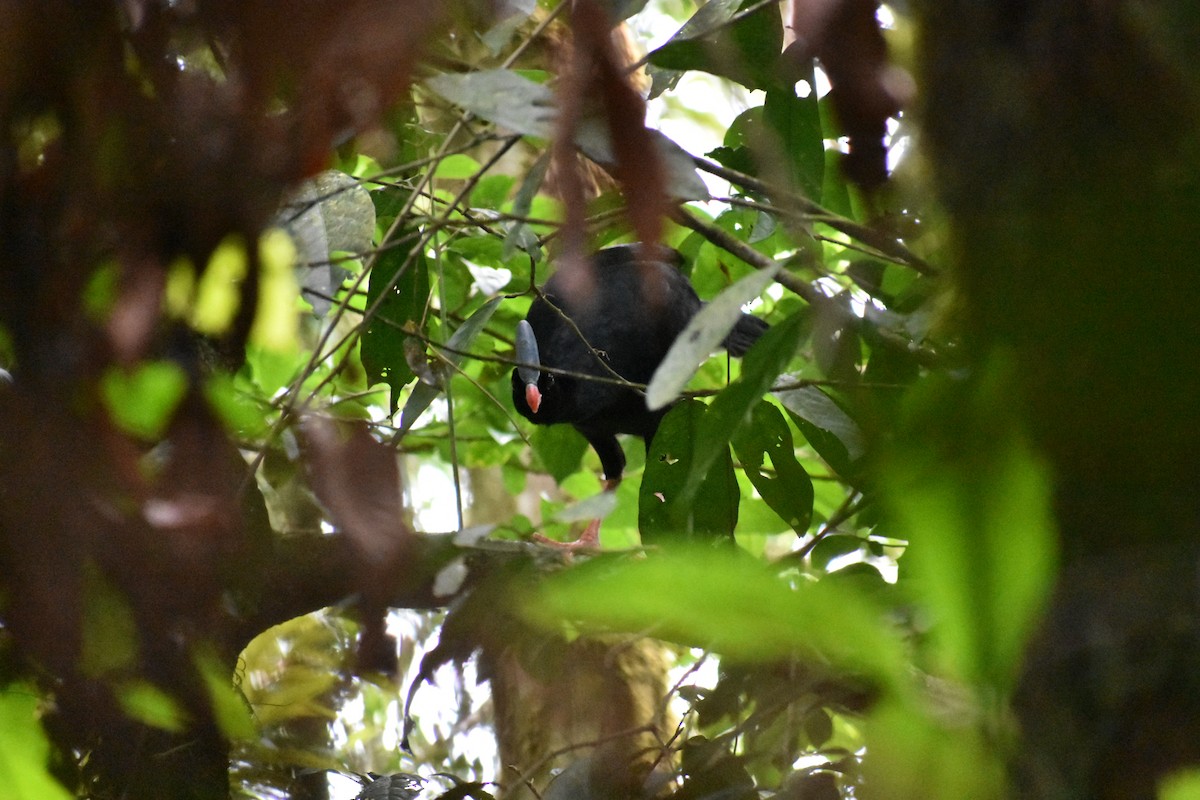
[531,477,621,551]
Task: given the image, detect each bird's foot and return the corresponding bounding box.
[530,518,603,552]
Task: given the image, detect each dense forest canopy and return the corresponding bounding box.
[1,2,1199,800]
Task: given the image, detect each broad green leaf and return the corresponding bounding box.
[677,309,807,505]
[395,297,502,437]
[640,401,739,544]
[116,681,187,733]
[864,698,1007,800]
[81,562,138,678]
[425,70,555,138]
[101,361,188,440]
[528,548,907,691]
[0,689,72,800]
[647,263,780,411]
[194,647,255,741]
[882,366,1058,690]
[532,424,588,482]
[252,229,301,351]
[647,0,784,92]
[776,383,864,481]
[191,234,248,336]
[763,76,824,200]
[362,231,429,414]
[731,400,813,535]
[278,170,375,318]
[1161,770,1200,800]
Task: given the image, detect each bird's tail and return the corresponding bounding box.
[723,314,770,356]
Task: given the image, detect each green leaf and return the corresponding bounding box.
[763,76,824,200]
[731,401,814,535]
[646,0,784,92]
[528,548,907,690]
[278,170,375,318]
[532,424,588,483]
[116,681,187,733]
[882,365,1058,690]
[0,689,72,800]
[425,70,555,138]
[362,231,429,414]
[101,361,188,440]
[433,153,483,180]
[194,647,255,741]
[678,310,808,506]
[640,401,739,544]
[776,384,864,481]
[81,563,139,678]
[647,263,780,411]
[1161,769,1200,800]
[395,297,502,437]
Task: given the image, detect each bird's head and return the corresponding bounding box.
[514,319,545,416]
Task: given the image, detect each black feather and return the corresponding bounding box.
[512,244,768,483]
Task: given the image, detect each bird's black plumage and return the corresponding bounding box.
[512,244,768,485]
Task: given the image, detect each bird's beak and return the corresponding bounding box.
[525,383,541,414]
[515,319,543,414]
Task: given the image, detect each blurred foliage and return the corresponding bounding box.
[5,0,1177,798]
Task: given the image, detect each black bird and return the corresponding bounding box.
[512,243,768,549]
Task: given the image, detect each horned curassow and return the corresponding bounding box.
[512,243,769,548]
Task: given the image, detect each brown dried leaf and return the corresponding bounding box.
[790,0,913,190]
[301,416,411,566]
[571,0,669,249]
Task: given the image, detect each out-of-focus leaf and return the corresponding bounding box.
[640,401,739,544]
[396,297,502,437]
[433,154,483,180]
[362,231,429,415]
[883,405,1057,690]
[731,401,814,535]
[302,417,409,564]
[191,235,248,336]
[790,0,911,190]
[425,70,555,138]
[0,689,73,800]
[553,491,619,525]
[253,229,301,351]
[532,424,588,483]
[575,118,709,201]
[571,3,670,249]
[279,170,375,317]
[116,681,187,733]
[80,564,138,678]
[677,310,807,506]
[1161,770,1200,800]
[647,263,780,410]
[864,698,1007,800]
[195,647,256,741]
[882,360,1058,690]
[101,361,188,440]
[528,548,907,690]
[776,383,864,481]
[480,0,535,55]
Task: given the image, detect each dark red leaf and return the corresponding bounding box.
[789,0,913,190]
[301,416,411,566]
